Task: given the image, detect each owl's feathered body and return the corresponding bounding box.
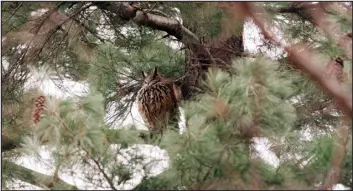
[137,68,180,136]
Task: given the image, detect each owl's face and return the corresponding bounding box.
[142,67,165,87]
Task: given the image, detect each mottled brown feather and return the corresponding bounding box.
[137,69,180,135]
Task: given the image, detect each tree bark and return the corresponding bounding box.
[92,2,199,49]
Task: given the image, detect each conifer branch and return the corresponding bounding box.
[1,132,20,152]
[307,2,352,59]
[278,2,352,59]
[30,3,94,62]
[92,2,199,45]
[1,2,23,26]
[239,2,352,117]
[91,2,221,66]
[278,2,352,20]
[92,1,224,100]
[2,129,155,153]
[278,2,316,18]
[82,148,118,191]
[71,17,110,44]
[103,129,152,145]
[318,117,350,190]
[3,160,78,190]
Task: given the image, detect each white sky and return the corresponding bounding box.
[2,6,349,190]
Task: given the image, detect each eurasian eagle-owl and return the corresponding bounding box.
[137,67,181,137]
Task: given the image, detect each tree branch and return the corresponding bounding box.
[91,1,220,69]
[103,128,152,146]
[92,1,224,101]
[71,17,111,44]
[318,117,350,190]
[1,2,23,26]
[239,2,352,117]
[2,128,155,153]
[306,2,352,59]
[2,131,20,152]
[2,128,158,189]
[85,150,117,191]
[92,2,200,48]
[278,2,352,59]
[278,2,316,15]
[3,160,78,190]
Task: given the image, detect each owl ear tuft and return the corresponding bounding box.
[141,71,146,78]
[152,67,158,77]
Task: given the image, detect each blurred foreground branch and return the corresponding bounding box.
[239,2,352,117]
[3,160,78,190]
[2,128,153,153]
[319,117,350,189]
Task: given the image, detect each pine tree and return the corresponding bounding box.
[1,2,351,190]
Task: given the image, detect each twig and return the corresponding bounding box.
[71,17,110,44]
[84,149,118,191]
[1,2,23,26]
[144,3,157,13]
[29,3,93,62]
[30,2,66,35]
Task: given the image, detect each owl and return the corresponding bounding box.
[137,67,181,139]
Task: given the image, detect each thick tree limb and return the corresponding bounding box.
[92,2,200,50]
[3,160,78,190]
